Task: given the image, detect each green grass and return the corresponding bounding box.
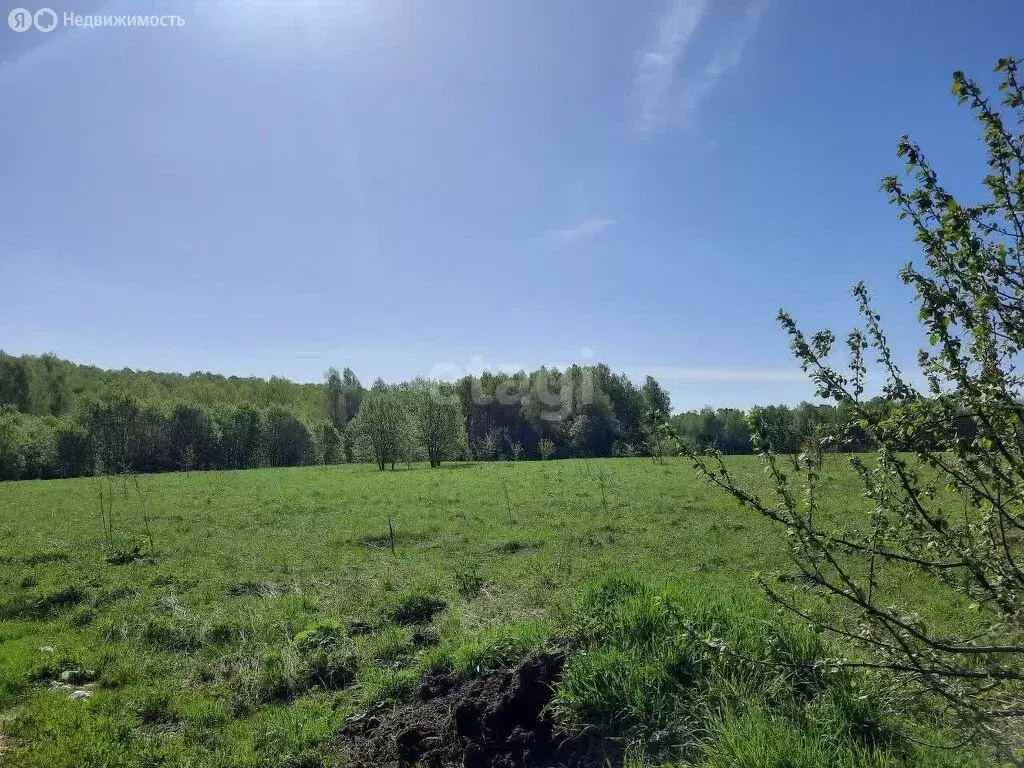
[555,575,977,767]
[0,457,990,766]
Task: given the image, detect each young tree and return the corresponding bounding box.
[348,387,412,470]
[537,437,555,461]
[641,375,671,416]
[683,59,1024,748]
[341,367,364,425]
[318,421,344,464]
[477,429,501,461]
[412,382,466,468]
[324,368,347,433]
[641,375,672,453]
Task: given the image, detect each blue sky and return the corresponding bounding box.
[1,0,1021,410]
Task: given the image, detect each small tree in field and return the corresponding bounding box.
[478,429,501,461]
[537,437,555,461]
[682,58,1024,749]
[319,422,344,464]
[412,382,466,468]
[348,387,412,471]
[324,368,347,433]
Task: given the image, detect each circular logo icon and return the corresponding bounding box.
[8,7,32,31]
[34,7,57,32]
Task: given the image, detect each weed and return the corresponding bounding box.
[454,567,486,599]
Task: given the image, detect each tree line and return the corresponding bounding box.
[0,354,676,479]
[1,351,984,481]
[669,400,876,457]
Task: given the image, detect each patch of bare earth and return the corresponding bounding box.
[338,653,603,768]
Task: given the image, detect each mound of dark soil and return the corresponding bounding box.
[339,653,599,768]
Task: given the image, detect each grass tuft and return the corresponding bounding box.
[389,591,447,626]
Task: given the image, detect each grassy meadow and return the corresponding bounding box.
[0,457,987,767]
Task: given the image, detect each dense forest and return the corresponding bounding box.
[0,351,872,480]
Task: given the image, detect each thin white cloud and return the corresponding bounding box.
[635,0,709,132]
[550,217,618,241]
[635,0,770,132]
[633,365,805,383]
[674,0,770,126]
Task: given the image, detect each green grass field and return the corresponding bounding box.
[0,458,988,767]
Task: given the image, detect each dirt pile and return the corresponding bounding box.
[339,653,599,768]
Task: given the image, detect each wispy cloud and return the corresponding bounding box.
[550,217,618,241]
[634,0,770,132]
[631,365,805,383]
[635,0,709,132]
[675,1,770,126]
